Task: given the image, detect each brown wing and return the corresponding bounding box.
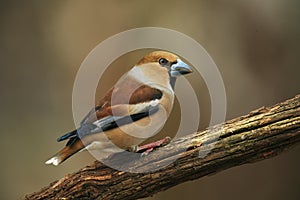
[57,73,163,144]
[96,76,162,106]
[83,76,162,123]
[93,87,162,121]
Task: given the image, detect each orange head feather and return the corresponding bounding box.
[137,51,179,65]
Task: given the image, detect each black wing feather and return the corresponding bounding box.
[57,129,77,142]
[57,104,159,144]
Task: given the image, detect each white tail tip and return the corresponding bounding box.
[45,156,61,166]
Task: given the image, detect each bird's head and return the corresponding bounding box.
[137,51,193,78]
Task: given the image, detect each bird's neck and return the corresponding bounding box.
[169,76,177,90]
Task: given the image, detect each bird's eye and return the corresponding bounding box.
[158,58,168,66]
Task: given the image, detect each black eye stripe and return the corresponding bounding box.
[171,60,177,65]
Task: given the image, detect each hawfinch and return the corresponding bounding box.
[46,51,193,166]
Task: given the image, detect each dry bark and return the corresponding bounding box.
[25,95,300,200]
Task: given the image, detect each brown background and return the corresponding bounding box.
[0,1,299,199]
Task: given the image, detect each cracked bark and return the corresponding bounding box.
[25,95,300,200]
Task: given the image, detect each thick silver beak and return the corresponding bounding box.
[170,59,193,77]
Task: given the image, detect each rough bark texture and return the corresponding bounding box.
[25,95,300,200]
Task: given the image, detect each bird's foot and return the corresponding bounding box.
[137,136,171,156]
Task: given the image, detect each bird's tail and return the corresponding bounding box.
[45,138,84,166]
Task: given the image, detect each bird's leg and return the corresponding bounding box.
[136,136,171,156]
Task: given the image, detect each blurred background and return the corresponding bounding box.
[0,0,299,199]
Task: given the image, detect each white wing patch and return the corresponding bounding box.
[128,99,160,114]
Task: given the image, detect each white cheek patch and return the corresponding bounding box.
[127,66,150,84]
[128,66,174,95]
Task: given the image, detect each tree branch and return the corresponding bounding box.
[25,95,300,200]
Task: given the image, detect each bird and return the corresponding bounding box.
[45,51,193,166]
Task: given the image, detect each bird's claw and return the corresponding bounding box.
[137,136,171,156]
